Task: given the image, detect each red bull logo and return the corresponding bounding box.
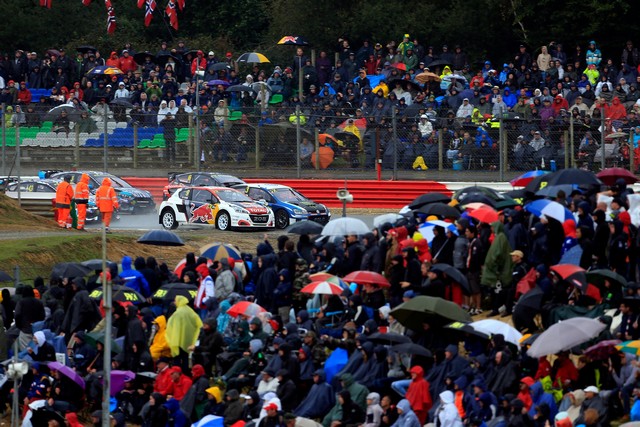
[281,36,298,43]
[190,203,214,223]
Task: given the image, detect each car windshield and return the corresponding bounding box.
[272,187,307,202]
[92,173,131,189]
[216,189,253,203]
[216,175,245,186]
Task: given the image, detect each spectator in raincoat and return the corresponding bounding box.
[165,295,203,373]
[119,255,150,298]
[295,369,336,419]
[149,315,171,361]
[392,399,421,427]
[481,221,514,316]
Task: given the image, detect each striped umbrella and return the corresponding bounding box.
[227,301,267,318]
[301,281,343,295]
[616,340,640,356]
[174,258,214,277]
[524,199,574,223]
[418,220,458,243]
[309,273,348,289]
[200,242,241,261]
[86,65,123,75]
[237,52,270,63]
[510,170,549,187]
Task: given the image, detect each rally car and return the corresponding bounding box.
[158,186,274,231]
[49,171,155,214]
[163,172,246,200]
[233,183,331,229]
[5,178,100,221]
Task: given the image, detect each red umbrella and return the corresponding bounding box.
[301,281,343,295]
[510,170,549,187]
[584,339,621,360]
[174,258,213,277]
[227,301,266,318]
[391,62,407,71]
[550,264,587,289]
[596,168,638,186]
[467,207,499,224]
[343,270,391,288]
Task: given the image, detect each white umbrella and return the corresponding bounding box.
[373,213,403,228]
[527,317,606,358]
[322,217,370,236]
[418,220,458,243]
[471,319,523,347]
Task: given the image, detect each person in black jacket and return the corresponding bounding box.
[192,318,224,376]
[276,369,297,412]
[360,232,381,272]
[335,390,366,427]
[14,286,45,351]
[29,331,56,362]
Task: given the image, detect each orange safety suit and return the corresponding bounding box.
[96,178,119,228]
[74,173,90,230]
[55,179,74,228]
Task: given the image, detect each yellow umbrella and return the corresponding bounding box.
[616,340,640,355]
[237,52,270,63]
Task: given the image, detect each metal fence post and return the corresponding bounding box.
[16,124,20,206]
[103,104,108,172]
[600,118,606,170]
[133,122,138,169]
[569,115,575,168]
[1,103,5,177]
[314,128,320,170]
[564,130,569,170]
[195,112,201,171]
[438,131,443,172]
[74,124,80,168]
[499,118,504,182]
[188,114,195,168]
[630,130,635,173]
[255,125,260,170]
[296,106,301,178]
[392,108,397,180]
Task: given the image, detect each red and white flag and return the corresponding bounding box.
[165,0,178,30]
[40,0,52,8]
[176,0,184,11]
[144,0,156,26]
[137,0,144,8]
[82,0,91,6]
[105,0,116,34]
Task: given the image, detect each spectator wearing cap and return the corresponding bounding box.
[456,97,474,118]
[166,366,192,401]
[119,49,137,73]
[515,44,532,69]
[529,130,546,152]
[452,45,469,71]
[191,50,207,76]
[257,369,279,398]
[16,81,31,104]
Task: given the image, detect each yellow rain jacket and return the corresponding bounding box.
[149,315,172,360]
[165,296,203,357]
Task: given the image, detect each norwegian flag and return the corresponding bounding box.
[144,0,156,26]
[165,0,178,30]
[39,0,52,8]
[137,0,144,7]
[176,0,184,11]
[105,0,116,34]
[82,0,91,5]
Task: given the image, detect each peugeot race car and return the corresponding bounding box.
[233,183,331,229]
[159,186,274,231]
[163,172,246,200]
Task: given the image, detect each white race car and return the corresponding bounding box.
[158,186,275,231]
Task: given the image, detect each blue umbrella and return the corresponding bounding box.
[510,170,549,187]
[199,242,241,261]
[535,184,582,198]
[418,220,458,243]
[206,80,230,87]
[524,199,573,222]
[192,415,224,427]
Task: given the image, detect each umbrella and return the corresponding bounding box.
[209,62,231,72]
[343,271,391,288]
[156,53,181,66]
[527,317,606,357]
[510,170,550,187]
[0,271,12,282]
[237,52,270,63]
[89,285,145,304]
[467,207,499,224]
[605,131,629,140]
[430,263,470,294]
[524,168,602,192]
[550,264,587,289]
[586,269,628,289]
[390,343,432,357]
[48,361,85,388]
[193,415,225,427]
[388,78,423,92]
[512,287,545,332]
[252,81,272,93]
[309,273,348,289]
[443,74,468,83]
[200,242,241,261]
[137,230,184,246]
[535,184,582,198]
[311,146,335,169]
[368,332,411,344]
[454,185,504,203]
[277,35,310,46]
[459,193,496,208]
[415,71,441,84]
[408,193,451,209]
[46,48,61,57]
[322,217,370,236]
[110,98,134,108]
[373,213,403,228]
[524,199,573,222]
[301,281,343,295]
[333,132,361,150]
[584,339,622,360]
[44,105,82,122]
[86,65,123,75]
[391,62,407,71]
[418,220,458,243]
[85,331,122,353]
[77,45,97,54]
[110,370,136,396]
[51,262,91,279]
[227,84,254,93]
[287,220,324,235]
[228,301,266,318]
[390,296,472,330]
[30,408,66,427]
[445,321,489,340]
[425,59,451,68]
[616,340,640,356]
[470,319,523,346]
[464,202,494,211]
[206,79,231,87]
[79,259,111,272]
[415,203,461,219]
[174,258,214,278]
[152,283,198,303]
[133,51,154,64]
[597,168,639,186]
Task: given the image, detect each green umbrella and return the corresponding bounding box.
[390,296,472,330]
[586,269,628,290]
[85,331,122,353]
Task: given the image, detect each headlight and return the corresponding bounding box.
[119,193,134,200]
[293,208,307,215]
[231,206,248,214]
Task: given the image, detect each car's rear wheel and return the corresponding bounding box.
[161,209,178,230]
[275,209,290,229]
[216,211,231,231]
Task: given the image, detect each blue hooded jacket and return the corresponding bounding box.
[119,256,150,297]
[527,381,557,420]
[164,398,189,427]
[392,399,422,427]
[294,369,336,418]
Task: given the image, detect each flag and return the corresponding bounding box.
[176,0,184,10]
[165,0,178,30]
[144,0,156,26]
[40,0,51,8]
[137,0,144,8]
[105,0,116,34]
[82,0,91,5]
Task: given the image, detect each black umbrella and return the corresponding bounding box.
[444,321,490,340]
[51,262,92,279]
[334,132,360,150]
[77,45,97,54]
[287,220,324,235]
[152,282,198,303]
[415,203,460,219]
[277,35,310,46]
[368,332,411,345]
[454,186,503,203]
[44,105,82,122]
[524,168,602,192]
[81,259,113,271]
[31,408,66,427]
[408,193,451,209]
[89,285,146,304]
[388,78,423,92]
[430,263,471,294]
[134,51,155,64]
[227,84,254,93]
[586,269,628,290]
[390,296,472,330]
[156,53,182,66]
[209,62,231,72]
[458,192,496,208]
[85,331,122,353]
[390,343,432,357]
[0,271,12,282]
[425,59,452,68]
[504,188,528,200]
[110,98,134,108]
[137,230,185,246]
[512,287,545,332]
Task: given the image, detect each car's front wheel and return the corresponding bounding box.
[216,211,231,231]
[275,209,290,229]
[161,209,178,230]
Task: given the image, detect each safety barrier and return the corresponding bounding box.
[124,177,452,209]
